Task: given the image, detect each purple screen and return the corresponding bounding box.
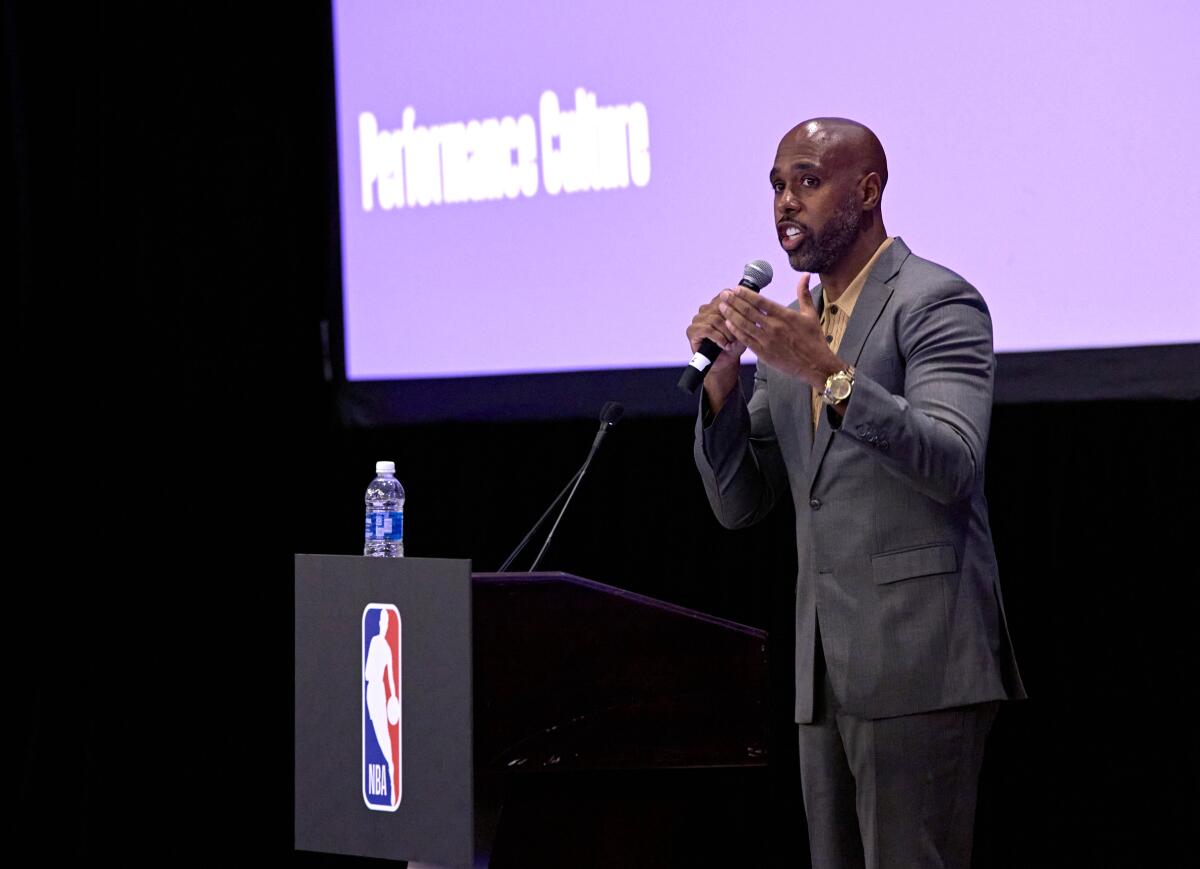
[334,0,1200,381]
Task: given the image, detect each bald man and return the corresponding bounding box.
[688,118,1025,869]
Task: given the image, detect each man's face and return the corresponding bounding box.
[771,132,863,273]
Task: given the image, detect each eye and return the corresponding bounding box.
[801,175,820,188]
[772,180,784,193]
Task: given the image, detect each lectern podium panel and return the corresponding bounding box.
[295,555,474,867]
[471,572,767,774]
[295,555,768,868]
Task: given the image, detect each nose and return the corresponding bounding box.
[777,184,800,215]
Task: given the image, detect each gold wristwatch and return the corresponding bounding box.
[820,366,855,406]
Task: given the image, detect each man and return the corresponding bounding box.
[688,118,1025,869]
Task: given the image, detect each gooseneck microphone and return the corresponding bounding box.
[497,401,624,573]
[678,259,774,394]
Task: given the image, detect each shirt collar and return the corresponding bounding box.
[824,236,894,319]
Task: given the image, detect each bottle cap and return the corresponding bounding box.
[375,461,396,474]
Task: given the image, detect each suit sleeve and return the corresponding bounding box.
[831,278,994,505]
[693,364,789,528]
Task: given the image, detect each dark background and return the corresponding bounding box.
[9,3,1197,866]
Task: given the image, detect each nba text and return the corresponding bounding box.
[367,763,390,797]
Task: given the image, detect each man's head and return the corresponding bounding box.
[771,118,888,273]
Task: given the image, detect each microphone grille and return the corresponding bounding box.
[599,401,625,425]
[742,259,774,291]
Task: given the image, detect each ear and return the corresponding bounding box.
[860,171,883,211]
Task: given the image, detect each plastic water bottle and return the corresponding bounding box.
[364,461,404,557]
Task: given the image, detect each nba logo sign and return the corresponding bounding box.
[362,603,402,810]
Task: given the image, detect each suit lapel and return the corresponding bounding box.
[793,284,824,459]
[805,238,910,494]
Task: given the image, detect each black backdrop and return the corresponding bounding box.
[9,3,1197,866]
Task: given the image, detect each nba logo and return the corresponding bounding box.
[362,603,402,810]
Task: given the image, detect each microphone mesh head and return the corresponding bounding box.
[742,260,774,291]
[599,401,625,425]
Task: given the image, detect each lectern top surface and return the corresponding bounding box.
[471,571,765,638]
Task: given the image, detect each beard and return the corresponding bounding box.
[787,189,863,273]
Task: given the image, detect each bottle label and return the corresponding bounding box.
[366,511,404,541]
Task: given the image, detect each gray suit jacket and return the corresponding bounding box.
[695,237,1026,722]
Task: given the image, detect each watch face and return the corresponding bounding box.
[824,371,853,403]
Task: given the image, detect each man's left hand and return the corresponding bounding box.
[719,273,844,390]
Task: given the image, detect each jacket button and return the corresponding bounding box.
[809,498,822,510]
[879,440,890,451]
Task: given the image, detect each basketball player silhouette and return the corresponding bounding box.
[365,609,399,802]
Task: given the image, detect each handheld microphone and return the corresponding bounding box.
[678,259,773,394]
[497,401,624,573]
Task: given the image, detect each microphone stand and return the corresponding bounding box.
[527,429,605,572]
[496,468,581,573]
[497,403,623,572]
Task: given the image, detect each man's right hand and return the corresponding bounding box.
[686,291,747,414]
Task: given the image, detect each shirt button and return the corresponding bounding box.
[825,334,833,343]
[829,305,839,315]
[809,498,822,510]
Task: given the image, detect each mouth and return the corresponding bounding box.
[778,222,808,251]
